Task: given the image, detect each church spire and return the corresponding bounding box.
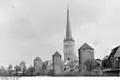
[65,6,73,41]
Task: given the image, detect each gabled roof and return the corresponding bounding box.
[34,57,42,61]
[108,45,120,59]
[79,43,94,50]
[53,51,61,57]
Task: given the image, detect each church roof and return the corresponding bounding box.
[53,51,61,57]
[79,43,94,50]
[64,7,74,41]
[108,45,120,59]
[34,57,42,61]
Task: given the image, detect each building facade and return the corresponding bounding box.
[78,43,94,73]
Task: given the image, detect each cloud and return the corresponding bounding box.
[1,0,120,65]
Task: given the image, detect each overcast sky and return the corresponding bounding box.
[1,0,120,66]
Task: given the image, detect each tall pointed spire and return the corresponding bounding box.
[64,6,76,62]
[65,6,73,40]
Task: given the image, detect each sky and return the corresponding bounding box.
[1,0,120,67]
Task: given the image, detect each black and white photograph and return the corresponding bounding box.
[0,0,120,79]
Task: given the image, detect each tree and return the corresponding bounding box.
[103,55,109,60]
[14,65,21,76]
[102,59,111,69]
[22,65,27,76]
[26,66,34,76]
[0,66,8,76]
[20,61,26,66]
[69,62,75,72]
[91,62,101,70]
[20,61,27,75]
[42,61,48,70]
[20,61,26,71]
[7,64,13,76]
[47,69,54,76]
[94,59,102,69]
[41,61,49,75]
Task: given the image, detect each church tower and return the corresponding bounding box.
[63,7,76,62]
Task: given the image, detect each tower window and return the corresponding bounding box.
[68,58,70,60]
[65,53,67,56]
[64,45,70,48]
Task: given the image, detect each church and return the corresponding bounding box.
[63,8,76,62]
[63,8,94,63]
[52,7,95,75]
